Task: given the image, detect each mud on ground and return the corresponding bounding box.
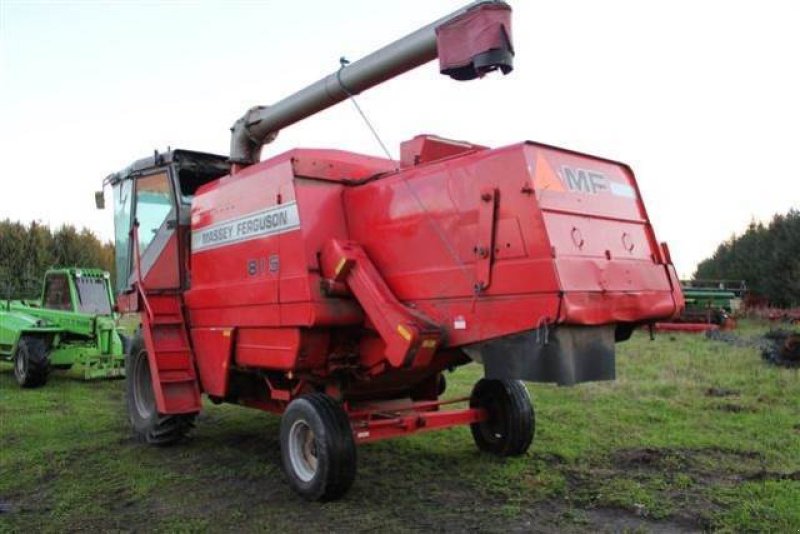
[2,321,799,532]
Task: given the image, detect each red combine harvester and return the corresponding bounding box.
[101,1,683,500]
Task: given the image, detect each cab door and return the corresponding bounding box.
[133,169,181,290]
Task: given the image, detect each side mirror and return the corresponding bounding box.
[95,191,105,209]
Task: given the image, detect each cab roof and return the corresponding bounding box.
[105,149,229,186]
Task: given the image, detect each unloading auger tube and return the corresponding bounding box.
[229,0,514,166]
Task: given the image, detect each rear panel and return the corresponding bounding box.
[523,143,681,323]
[526,143,668,289]
[345,142,681,345]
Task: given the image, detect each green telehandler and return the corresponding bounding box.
[0,268,128,387]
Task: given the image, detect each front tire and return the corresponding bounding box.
[13,337,50,388]
[126,333,195,445]
[280,393,357,501]
[470,378,534,456]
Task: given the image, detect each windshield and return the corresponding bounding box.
[75,276,112,315]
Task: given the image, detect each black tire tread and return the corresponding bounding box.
[470,378,534,457]
[504,380,535,455]
[145,414,196,445]
[281,393,357,501]
[15,336,50,388]
[126,332,197,447]
[307,393,357,499]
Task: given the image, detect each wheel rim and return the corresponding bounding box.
[288,419,318,483]
[132,350,156,419]
[14,350,27,382]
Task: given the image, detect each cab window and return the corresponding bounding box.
[43,273,72,311]
[135,172,174,253]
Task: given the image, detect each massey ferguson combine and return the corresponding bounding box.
[101,1,683,500]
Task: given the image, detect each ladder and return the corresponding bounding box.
[139,292,202,414]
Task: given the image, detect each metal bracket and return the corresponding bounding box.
[319,239,442,369]
[475,187,498,292]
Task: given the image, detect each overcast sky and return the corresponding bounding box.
[1,0,798,277]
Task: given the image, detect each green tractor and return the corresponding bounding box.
[0,268,128,387]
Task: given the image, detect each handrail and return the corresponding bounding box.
[131,223,154,323]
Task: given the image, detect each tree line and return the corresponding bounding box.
[694,209,800,307]
[2,211,797,306]
[0,219,114,299]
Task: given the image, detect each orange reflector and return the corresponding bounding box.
[334,257,348,276]
[396,324,413,342]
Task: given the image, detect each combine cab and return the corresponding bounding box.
[101,0,683,500]
[0,268,127,387]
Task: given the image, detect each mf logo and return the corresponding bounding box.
[560,166,609,195]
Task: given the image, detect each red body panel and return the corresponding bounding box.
[235,328,301,369]
[192,327,234,397]
[182,138,682,399]
[142,232,182,290]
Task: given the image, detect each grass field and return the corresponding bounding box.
[1,320,798,533]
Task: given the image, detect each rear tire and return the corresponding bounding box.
[469,378,534,456]
[280,393,357,501]
[13,337,50,388]
[126,333,196,445]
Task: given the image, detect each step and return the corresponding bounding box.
[154,347,192,355]
[160,374,197,384]
[147,296,181,314]
[152,316,184,326]
[153,353,193,372]
[150,329,191,352]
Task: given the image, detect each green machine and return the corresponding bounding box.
[0,268,128,387]
[679,279,746,325]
